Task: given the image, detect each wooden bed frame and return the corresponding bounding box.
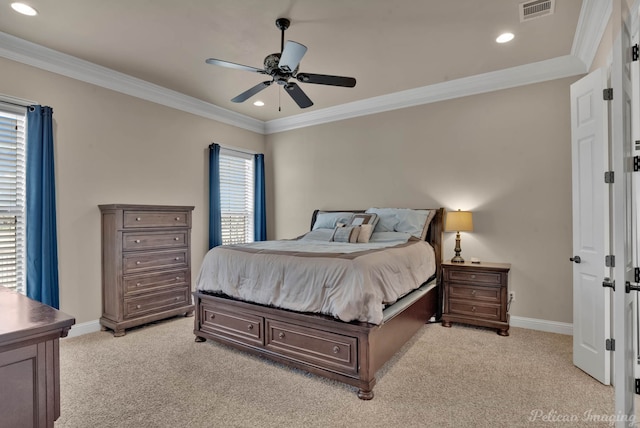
[193,208,443,399]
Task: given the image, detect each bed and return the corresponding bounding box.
[192,207,443,399]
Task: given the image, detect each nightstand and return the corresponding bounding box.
[441,261,511,336]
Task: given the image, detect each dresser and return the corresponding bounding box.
[441,261,511,336]
[0,287,75,428]
[99,204,195,337]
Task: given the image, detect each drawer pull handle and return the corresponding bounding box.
[278,332,285,339]
[136,304,141,309]
[136,261,141,265]
[247,324,253,330]
[174,237,180,241]
[175,217,180,221]
[136,217,141,221]
[471,290,476,295]
[470,274,476,279]
[333,345,340,354]
[471,306,477,312]
[134,239,140,243]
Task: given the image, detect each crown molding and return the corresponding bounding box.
[571,0,612,70]
[265,55,587,134]
[0,31,265,134]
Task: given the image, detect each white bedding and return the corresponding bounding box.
[195,233,436,325]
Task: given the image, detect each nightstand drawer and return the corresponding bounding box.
[449,284,501,303]
[447,269,502,285]
[449,300,500,320]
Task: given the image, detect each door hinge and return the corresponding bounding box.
[603,88,613,100]
[602,278,615,290]
[634,44,640,61]
[636,379,640,395]
[636,267,640,283]
[604,171,614,183]
[605,255,615,267]
[606,338,615,351]
[634,156,640,172]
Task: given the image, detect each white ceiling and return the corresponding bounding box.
[0,0,606,132]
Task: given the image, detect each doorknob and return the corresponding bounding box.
[570,255,581,263]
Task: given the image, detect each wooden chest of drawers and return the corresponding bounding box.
[99,204,195,336]
[441,261,511,336]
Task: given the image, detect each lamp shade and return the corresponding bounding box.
[445,210,473,232]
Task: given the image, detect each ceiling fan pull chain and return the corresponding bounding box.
[279,86,282,112]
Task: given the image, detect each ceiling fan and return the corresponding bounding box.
[205,18,356,109]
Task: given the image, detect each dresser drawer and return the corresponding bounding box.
[449,284,501,303]
[123,210,189,228]
[447,269,502,285]
[449,300,500,320]
[123,231,187,251]
[200,304,263,347]
[265,319,358,376]
[123,249,188,274]
[124,269,189,296]
[124,288,189,319]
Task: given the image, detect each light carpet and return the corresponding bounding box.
[55,316,629,427]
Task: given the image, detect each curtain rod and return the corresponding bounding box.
[209,143,257,156]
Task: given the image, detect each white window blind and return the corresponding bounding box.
[219,148,254,245]
[0,103,26,293]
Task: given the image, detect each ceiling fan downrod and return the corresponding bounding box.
[275,18,290,53]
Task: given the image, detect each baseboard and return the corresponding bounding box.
[65,319,102,338]
[510,315,573,336]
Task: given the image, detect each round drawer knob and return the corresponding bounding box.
[471,306,477,312]
[209,314,215,320]
[136,305,141,309]
[175,217,181,221]
[175,257,181,261]
[176,277,181,280]
[134,239,140,243]
[470,274,476,279]
[136,217,141,221]
[247,324,253,330]
[471,290,476,295]
[136,261,141,265]
[333,346,340,354]
[136,282,141,286]
[278,332,285,339]
[174,237,180,241]
[175,297,180,301]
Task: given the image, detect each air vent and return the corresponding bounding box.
[519,0,555,22]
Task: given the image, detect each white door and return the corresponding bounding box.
[610,1,635,421]
[570,67,610,385]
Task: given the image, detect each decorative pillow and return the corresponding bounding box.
[312,211,355,230]
[331,225,360,243]
[348,213,379,229]
[357,224,374,243]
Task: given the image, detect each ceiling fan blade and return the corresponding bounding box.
[206,58,266,74]
[284,82,313,108]
[231,81,272,103]
[278,41,307,73]
[296,73,356,88]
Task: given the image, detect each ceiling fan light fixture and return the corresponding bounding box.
[496,32,515,43]
[11,2,37,16]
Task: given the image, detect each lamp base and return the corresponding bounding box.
[451,255,465,263]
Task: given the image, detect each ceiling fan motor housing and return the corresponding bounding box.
[264,53,298,84]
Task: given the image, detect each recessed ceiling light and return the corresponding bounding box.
[496,33,514,44]
[11,2,37,16]
[253,101,265,107]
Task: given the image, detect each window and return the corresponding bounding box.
[219,148,254,245]
[0,103,26,293]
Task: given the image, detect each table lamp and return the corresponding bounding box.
[445,209,473,263]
